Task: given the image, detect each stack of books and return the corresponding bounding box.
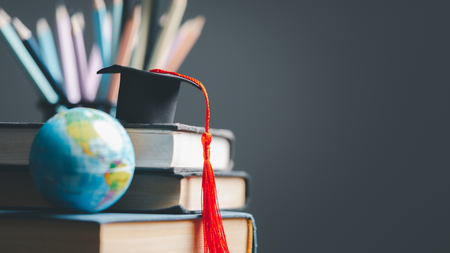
[0,122,257,252]
[0,0,257,251]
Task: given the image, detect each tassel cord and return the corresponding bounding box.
[148,69,229,253]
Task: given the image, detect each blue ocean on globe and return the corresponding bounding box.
[29,108,135,212]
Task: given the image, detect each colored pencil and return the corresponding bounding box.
[143,0,162,69]
[105,11,112,45]
[85,43,102,102]
[36,18,65,96]
[130,0,152,69]
[12,17,66,102]
[108,4,141,103]
[71,15,88,101]
[146,0,186,70]
[111,0,123,64]
[166,15,205,72]
[56,3,81,104]
[74,12,85,33]
[120,0,135,35]
[92,0,111,101]
[92,0,110,67]
[164,18,191,63]
[0,9,59,104]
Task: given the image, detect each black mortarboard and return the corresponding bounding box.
[98,65,201,123]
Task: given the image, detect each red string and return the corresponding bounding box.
[149,69,229,253]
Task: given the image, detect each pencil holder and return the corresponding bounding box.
[37,99,114,121]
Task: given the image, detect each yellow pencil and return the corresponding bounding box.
[146,0,186,70]
[130,0,152,69]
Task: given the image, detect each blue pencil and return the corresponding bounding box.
[12,17,66,102]
[93,0,110,66]
[36,18,65,96]
[0,8,59,104]
[93,0,111,101]
[111,0,123,64]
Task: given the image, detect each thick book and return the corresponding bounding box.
[0,165,251,213]
[0,122,235,170]
[0,210,257,253]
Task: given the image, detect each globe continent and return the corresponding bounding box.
[29,108,135,212]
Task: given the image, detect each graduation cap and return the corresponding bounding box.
[97,65,202,124]
[98,65,230,252]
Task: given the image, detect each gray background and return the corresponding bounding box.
[0,0,449,252]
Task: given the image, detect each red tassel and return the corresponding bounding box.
[149,69,230,253]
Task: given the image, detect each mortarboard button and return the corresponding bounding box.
[98,65,201,124]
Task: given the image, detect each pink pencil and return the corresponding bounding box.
[56,3,80,104]
[85,44,102,102]
[166,15,205,72]
[71,15,88,101]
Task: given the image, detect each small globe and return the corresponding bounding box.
[29,108,135,212]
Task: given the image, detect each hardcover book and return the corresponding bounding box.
[0,165,251,213]
[0,210,257,253]
[0,122,235,170]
